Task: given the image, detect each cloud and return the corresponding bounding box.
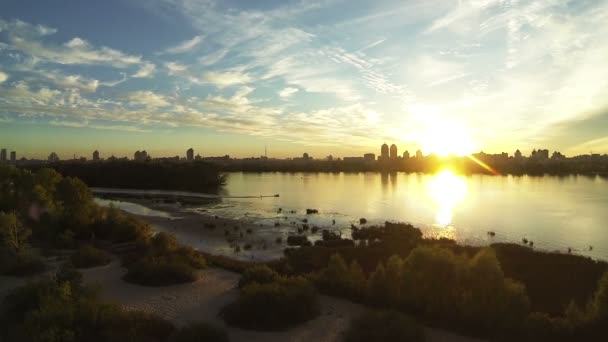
[279,87,299,98]
[160,35,205,54]
[43,70,99,92]
[0,71,8,84]
[0,19,150,71]
[48,120,151,132]
[125,91,170,108]
[199,48,229,66]
[203,70,252,88]
[133,63,156,78]
[165,61,188,75]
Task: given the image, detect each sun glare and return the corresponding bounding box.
[417,118,477,157]
[428,169,468,226]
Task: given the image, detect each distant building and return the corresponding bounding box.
[93,150,100,161]
[363,153,375,162]
[380,143,389,160]
[9,151,16,164]
[415,149,423,158]
[187,148,194,161]
[531,149,549,160]
[343,157,364,162]
[403,151,410,159]
[514,149,522,159]
[303,152,311,160]
[48,152,60,163]
[551,151,565,160]
[390,144,398,159]
[195,154,202,161]
[0,149,6,163]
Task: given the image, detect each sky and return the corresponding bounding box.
[1,0,607,160]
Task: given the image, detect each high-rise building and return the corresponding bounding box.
[93,150,100,161]
[380,143,389,160]
[187,148,194,161]
[9,151,16,164]
[415,149,423,158]
[0,149,6,163]
[389,144,398,159]
[403,151,410,159]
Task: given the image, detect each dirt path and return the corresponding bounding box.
[81,261,486,342]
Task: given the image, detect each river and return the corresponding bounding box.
[98,171,608,260]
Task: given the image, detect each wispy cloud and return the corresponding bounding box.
[203,70,252,88]
[160,35,205,55]
[279,87,299,98]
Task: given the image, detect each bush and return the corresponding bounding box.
[343,310,426,342]
[124,256,200,286]
[0,278,175,342]
[287,235,311,247]
[239,265,280,288]
[123,233,206,286]
[70,244,112,268]
[222,276,320,330]
[0,248,46,276]
[170,321,229,342]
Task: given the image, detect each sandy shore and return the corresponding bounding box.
[125,197,326,262]
[81,261,486,342]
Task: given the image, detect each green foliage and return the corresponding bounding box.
[239,265,280,288]
[317,254,366,299]
[0,211,31,255]
[0,278,175,342]
[45,160,225,192]
[0,248,46,276]
[170,322,229,342]
[222,276,320,331]
[400,247,530,333]
[343,310,426,342]
[123,232,206,286]
[92,206,152,243]
[70,245,112,269]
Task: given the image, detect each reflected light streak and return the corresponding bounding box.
[428,169,468,226]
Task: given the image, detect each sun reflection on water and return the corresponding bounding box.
[428,169,468,227]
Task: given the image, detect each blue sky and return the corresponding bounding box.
[1,0,607,159]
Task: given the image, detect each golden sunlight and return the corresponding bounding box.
[428,169,468,226]
[418,119,477,157]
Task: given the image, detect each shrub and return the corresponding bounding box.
[287,235,311,247]
[70,244,112,268]
[123,233,206,286]
[0,278,175,342]
[170,321,229,342]
[0,248,46,276]
[222,276,320,330]
[343,310,426,342]
[124,256,199,286]
[239,265,280,288]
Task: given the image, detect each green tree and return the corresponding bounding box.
[0,212,31,255]
[368,263,388,305]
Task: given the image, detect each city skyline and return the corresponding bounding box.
[1,0,608,158]
[1,143,598,163]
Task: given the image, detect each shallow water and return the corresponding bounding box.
[200,171,608,260]
[94,198,174,218]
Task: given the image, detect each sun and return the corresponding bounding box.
[419,121,477,157]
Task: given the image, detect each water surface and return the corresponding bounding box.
[204,171,608,260]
